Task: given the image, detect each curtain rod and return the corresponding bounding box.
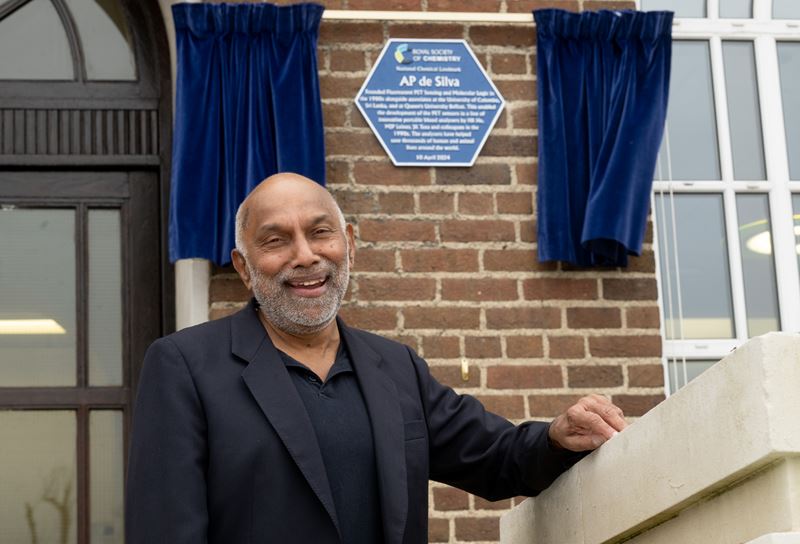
[321,10,685,25]
[321,10,534,23]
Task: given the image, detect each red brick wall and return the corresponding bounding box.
[209,1,662,542]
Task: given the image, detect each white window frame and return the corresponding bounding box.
[641,0,800,394]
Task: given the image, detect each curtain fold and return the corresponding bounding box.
[169,3,326,265]
[534,9,673,267]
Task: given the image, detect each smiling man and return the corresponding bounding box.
[231,175,355,380]
[126,173,627,544]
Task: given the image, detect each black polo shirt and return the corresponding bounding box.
[278,342,383,544]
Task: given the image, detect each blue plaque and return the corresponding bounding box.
[355,39,505,167]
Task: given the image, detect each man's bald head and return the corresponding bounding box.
[234,173,346,258]
[231,172,354,336]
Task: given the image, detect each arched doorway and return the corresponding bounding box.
[0,1,170,541]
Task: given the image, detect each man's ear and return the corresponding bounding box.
[231,249,252,291]
[345,224,356,268]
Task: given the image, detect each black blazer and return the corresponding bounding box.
[126,300,581,544]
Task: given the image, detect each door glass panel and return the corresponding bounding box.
[0,0,74,80]
[667,359,717,391]
[720,0,751,18]
[655,41,721,182]
[90,411,124,544]
[88,209,122,386]
[655,194,734,339]
[64,0,135,80]
[0,411,77,544]
[774,0,800,19]
[641,0,705,17]
[736,195,780,337]
[0,208,76,386]
[722,41,766,181]
[777,43,800,180]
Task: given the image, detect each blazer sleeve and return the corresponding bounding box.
[125,337,209,543]
[409,347,586,501]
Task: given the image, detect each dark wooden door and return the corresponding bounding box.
[0,171,161,543]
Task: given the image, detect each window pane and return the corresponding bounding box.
[722,42,766,181]
[655,41,721,182]
[0,411,77,544]
[667,359,717,391]
[737,195,780,337]
[655,194,734,339]
[90,411,124,544]
[777,43,800,180]
[641,0,705,17]
[0,0,74,80]
[774,0,800,19]
[89,210,123,386]
[720,0,751,18]
[64,0,135,80]
[0,208,76,386]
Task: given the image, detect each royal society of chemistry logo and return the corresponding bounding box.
[394,43,413,64]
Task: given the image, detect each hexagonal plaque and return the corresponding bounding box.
[355,39,505,167]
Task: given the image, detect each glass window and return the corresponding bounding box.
[667,359,717,391]
[722,41,766,181]
[774,0,800,19]
[641,0,705,17]
[0,411,77,544]
[720,0,751,18]
[88,210,123,386]
[90,411,124,544]
[777,43,800,181]
[64,0,135,80]
[655,194,734,339]
[654,4,800,397]
[0,0,74,80]
[736,195,780,336]
[0,208,76,386]
[656,41,721,181]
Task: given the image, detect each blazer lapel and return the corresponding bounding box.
[340,320,408,544]
[231,302,341,536]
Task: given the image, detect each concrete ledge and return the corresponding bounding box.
[747,533,800,544]
[501,333,800,544]
[623,458,800,544]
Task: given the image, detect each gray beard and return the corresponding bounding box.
[248,252,349,336]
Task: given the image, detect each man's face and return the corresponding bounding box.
[234,180,353,336]
[247,234,350,336]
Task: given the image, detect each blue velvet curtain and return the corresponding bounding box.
[169,3,326,265]
[534,9,673,267]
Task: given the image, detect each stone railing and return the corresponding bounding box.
[501,332,800,544]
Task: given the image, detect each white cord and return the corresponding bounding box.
[655,151,679,393]
[663,124,689,388]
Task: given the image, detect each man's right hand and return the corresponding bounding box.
[548,394,627,452]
